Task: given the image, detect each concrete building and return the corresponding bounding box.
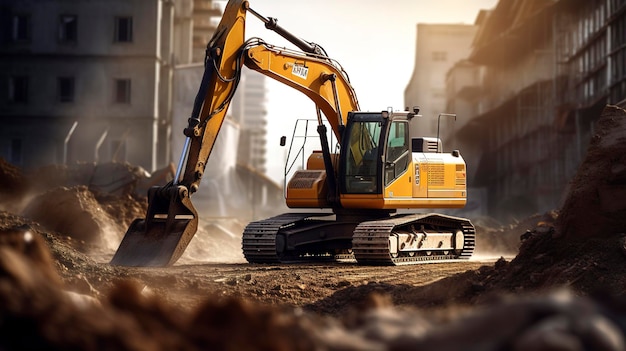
[445,59,482,157]
[191,0,221,63]
[0,0,268,171]
[0,0,282,222]
[0,0,177,172]
[404,24,477,138]
[454,0,626,220]
[444,10,493,162]
[404,22,483,218]
[554,0,626,142]
[444,58,488,219]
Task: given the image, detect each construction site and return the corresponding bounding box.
[0,104,625,349]
[1,0,626,349]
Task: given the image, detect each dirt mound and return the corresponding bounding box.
[0,160,154,256]
[0,222,327,351]
[557,105,626,239]
[21,186,119,247]
[0,157,245,265]
[0,158,32,213]
[468,105,626,299]
[0,158,29,195]
[472,211,558,256]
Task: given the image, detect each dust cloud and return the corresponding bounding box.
[179,218,247,264]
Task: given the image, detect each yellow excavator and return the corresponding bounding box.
[110,0,475,267]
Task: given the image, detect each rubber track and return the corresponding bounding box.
[242,213,312,263]
[352,213,475,265]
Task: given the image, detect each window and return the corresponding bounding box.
[59,15,77,43]
[385,121,409,185]
[344,119,382,194]
[115,79,131,103]
[58,77,75,102]
[8,76,28,103]
[12,14,30,41]
[114,17,133,42]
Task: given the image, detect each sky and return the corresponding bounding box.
[237,0,499,183]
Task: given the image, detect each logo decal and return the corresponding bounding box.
[292,64,309,79]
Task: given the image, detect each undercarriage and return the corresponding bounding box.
[242,212,475,265]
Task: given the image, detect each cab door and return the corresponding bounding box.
[383,120,412,198]
[342,118,383,194]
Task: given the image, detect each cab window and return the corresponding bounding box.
[385,121,409,185]
[344,121,381,193]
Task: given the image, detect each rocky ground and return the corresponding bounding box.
[1,105,626,350]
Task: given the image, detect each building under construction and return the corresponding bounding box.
[453,0,626,220]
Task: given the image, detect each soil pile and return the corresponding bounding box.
[0,158,31,213]
[0,161,152,256]
[557,105,626,239]
[464,105,626,295]
[472,211,557,257]
[22,186,119,247]
[0,160,247,263]
[468,105,626,299]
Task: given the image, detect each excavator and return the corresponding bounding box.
[110,0,475,267]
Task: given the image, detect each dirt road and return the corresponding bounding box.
[86,253,504,315]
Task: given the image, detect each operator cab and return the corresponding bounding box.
[339,111,411,195]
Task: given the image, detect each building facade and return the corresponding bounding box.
[454,0,626,220]
[404,24,477,138]
[0,0,180,172]
[0,0,282,225]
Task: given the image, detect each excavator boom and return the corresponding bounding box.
[111,0,248,266]
[111,0,358,267]
[244,43,359,138]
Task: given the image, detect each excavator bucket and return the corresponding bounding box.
[110,185,198,267]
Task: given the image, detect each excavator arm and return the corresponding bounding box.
[244,42,359,139]
[180,0,247,194]
[182,1,359,195]
[111,0,360,267]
